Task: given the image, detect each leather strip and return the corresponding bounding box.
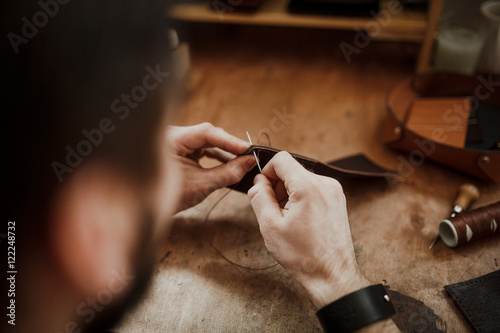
[316,284,395,333]
[230,145,394,193]
[445,270,500,333]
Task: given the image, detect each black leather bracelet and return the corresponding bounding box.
[316,284,395,333]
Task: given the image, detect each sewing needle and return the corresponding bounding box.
[246,131,262,173]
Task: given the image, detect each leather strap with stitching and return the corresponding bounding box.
[230,145,394,193]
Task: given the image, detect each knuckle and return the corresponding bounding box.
[274,150,292,161]
[225,163,243,184]
[324,177,343,192]
[288,176,308,193]
[298,175,343,200]
[197,122,214,133]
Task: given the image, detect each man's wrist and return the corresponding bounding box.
[316,284,396,333]
[305,272,371,309]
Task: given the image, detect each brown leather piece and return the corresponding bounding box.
[477,153,500,182]
[384,72,500,183]
[412,73,500,106]
[230,145,394,193]
[382,111,403,144]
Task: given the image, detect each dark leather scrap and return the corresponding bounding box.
[445,270,500,333]
[230,145,394,193]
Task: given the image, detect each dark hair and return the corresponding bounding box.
[1,0,171,231]
[1,1,172,331]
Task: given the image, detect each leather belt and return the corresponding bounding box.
[230,145,394,193]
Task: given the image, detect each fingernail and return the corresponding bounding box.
[253,173,265,185]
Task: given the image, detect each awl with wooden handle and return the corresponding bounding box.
[429,183,480,249]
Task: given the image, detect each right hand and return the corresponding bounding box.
[248,151,370,308]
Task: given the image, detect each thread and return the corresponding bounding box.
[205,133,277,270]
[439,201,500,247]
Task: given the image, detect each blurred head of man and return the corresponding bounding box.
[1,1,179,331]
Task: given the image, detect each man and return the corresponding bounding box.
[1,1,398,332]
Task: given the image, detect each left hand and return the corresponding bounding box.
[167,123,256,211]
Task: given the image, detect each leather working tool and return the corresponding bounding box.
[429,183,480,249]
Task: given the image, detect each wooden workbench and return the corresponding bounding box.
[117,24,500,332]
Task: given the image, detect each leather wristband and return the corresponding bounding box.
[316,284,395,333]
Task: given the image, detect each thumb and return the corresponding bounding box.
[248,174,283,228]
[203,155,255,189]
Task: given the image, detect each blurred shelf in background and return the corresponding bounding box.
[168,0,427,42]
[168,0,444,72]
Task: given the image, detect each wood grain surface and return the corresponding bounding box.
[117,24,500,333]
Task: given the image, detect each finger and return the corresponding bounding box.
[185,148,204,162]
[248,174,283,226]
[179,123,250,155]
[273,180,288,206]
[261,151,308,185]
[202,155,256,189]
[203,147,237,163]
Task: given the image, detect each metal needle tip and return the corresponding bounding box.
[246,131,262,173]
[429,235,440,249]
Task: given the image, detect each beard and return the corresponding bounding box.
[82,210,156,333]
